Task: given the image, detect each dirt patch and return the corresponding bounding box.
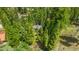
[58,25,79,51]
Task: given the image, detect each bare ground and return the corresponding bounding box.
[58,24,79,51]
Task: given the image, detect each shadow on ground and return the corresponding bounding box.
[37,41,49,51]
[73,22,79,26]
[60,36,79,47]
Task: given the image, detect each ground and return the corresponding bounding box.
[58,23,79,51]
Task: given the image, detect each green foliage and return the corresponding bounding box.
[0,7,78,51]
[0,8,36,50]
[70,8,79,23]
